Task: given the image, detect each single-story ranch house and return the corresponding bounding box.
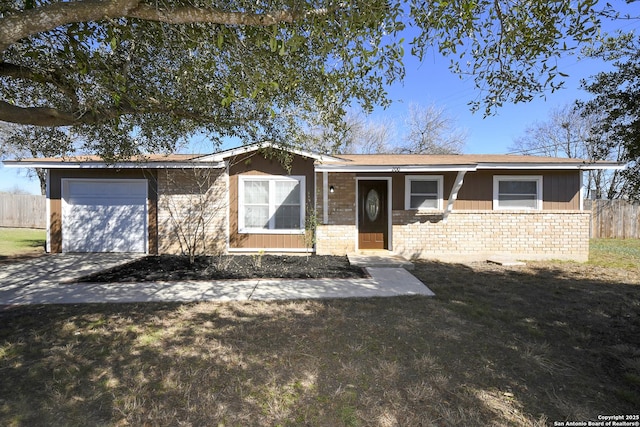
[4,142,624,262]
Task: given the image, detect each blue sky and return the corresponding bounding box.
[2,5,639,194]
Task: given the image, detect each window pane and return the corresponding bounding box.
[245,206,269,228]
[499,194,537,209]
[499,180,537,195]
[274,205,301,229]
[244,181,269,204]
[275,181,300,205]
[411,195,438,209]
[411,180,438,194]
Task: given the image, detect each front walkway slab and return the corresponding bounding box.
[365,267,435,297]
[0,255,435,305]
[0,280,258,305]
[348,252,415,270]
[0,253,144,291]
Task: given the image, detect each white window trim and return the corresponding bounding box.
[493,175,543,211]
[238,174,306,234]
[404,175,444,211]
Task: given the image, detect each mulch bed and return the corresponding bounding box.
[76,254,366,282]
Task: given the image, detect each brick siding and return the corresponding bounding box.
[315,224,357,255]
[157,168,228,255]
[316,172,357,226]
[392,210,590,262]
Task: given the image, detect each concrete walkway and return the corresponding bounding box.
[0,254,434,305]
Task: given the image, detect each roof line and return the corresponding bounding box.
[315,165,479,173]
[198,141,348,163]
[2,160,225,169]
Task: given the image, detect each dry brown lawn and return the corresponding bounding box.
[0,252,639,425]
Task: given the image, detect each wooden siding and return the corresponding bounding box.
[48,169,158,254]
[50,198,62,253]
[228,152,315,250]
[454,170,581,210]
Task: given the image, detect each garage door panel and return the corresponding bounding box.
[67,181,147,198]
[62,179,148,253]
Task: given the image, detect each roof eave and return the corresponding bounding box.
[315,164,479,173]
[199,141,348,163]
[477,162,626,170]
[2,160,226,169]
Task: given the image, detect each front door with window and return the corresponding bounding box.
[358,180,388,250]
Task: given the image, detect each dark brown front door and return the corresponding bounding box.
[358,180,388,250]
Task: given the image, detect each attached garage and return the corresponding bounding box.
[61,179,148,253]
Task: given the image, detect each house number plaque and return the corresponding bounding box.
[366,189,380,221]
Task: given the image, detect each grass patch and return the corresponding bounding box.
[0,228,45,258]
[0,239,638,425]
[1,257,639,426]
[589,238,640,270]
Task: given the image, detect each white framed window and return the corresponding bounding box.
[238,175,305,234]
[405,175,444,210]
[493,175,543,210]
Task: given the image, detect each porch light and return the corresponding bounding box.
[329,185,335,193]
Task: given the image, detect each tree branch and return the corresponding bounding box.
[0,0,140,52]
[0,101,86,126]
[0,98,215,127]
[0,0,333,52]
[0,62,80,108]
[126,3,323,25]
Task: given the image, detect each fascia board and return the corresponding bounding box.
[199,141,347,163]
[315,164,478,173]
[477,162,626,170]
[2,160,226,169]
[577,162,628,170]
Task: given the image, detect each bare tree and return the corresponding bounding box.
[305,104,466,155]
[509,103,626,199]
[509,104,594,157]
[156,167,227,264]
[395,103,466,154]
[337,112,396,154]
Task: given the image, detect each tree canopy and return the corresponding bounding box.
[580,33,640,201]
[0,0,607,158]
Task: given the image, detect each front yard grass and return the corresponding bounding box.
[0,227,45,260]
[0,239,639,425]
[589,238,640,270]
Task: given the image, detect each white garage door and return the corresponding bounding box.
[62,179,148,253]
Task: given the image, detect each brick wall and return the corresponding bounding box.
[316,224,357,255]
[391,210,590,262]
[316,172,357,225]
[157,168,228,255]
[315,172,358,255]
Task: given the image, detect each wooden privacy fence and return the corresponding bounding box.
[585,199,640,239]
[0,194,46,229]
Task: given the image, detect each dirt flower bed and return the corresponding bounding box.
[77,254,366,282]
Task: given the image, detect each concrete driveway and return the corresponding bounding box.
[0,253,434,305]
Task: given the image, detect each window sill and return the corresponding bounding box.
[238,228,305,235]
[493,207,542,212]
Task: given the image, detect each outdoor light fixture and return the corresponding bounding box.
[329,186,335,193]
